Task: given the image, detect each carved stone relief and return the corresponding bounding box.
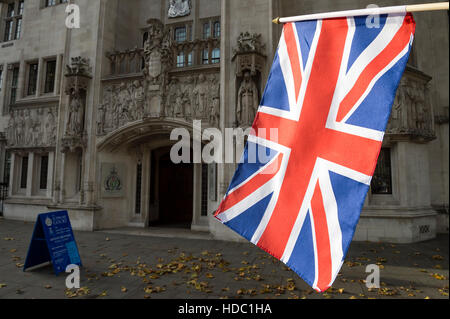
[6,107,58,148]
[386,71,435,141]
[168,0,191,18]
[98,72,220,135]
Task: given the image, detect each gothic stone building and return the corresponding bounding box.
[0,0,448,243]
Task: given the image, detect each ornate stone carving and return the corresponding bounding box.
[5,107,58,148]
[168,0,191,18]
[233,32,266,77]
[386,68,435,142]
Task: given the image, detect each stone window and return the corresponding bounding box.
[213,21,220,38]
[19,155,28,189]
[201,49,209,65]
[202,22,210,39]
[176,52,185,68]
[9,64,19,105]
[2,0,24,42]
[26,62,38,96]
[211,48,220,64]
[44,0,67,7]
[174,26,187,43]
[39,155,49,190]
[44,59,57,94]
[371,148,393,195]
[3,151,11,185]
[187,51,193,67]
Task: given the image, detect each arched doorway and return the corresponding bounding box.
[149,146,193,228]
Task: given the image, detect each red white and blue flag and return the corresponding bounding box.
[215,13,415,292]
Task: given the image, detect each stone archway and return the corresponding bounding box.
[96,119,209,232]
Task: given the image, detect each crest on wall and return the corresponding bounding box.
[168,0,191,18]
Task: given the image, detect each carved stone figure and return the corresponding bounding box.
[44,108,56,146]
[131,80,145,120]
[209,77,220,127]
[67,91,84,135]
[193,74,209,119]
[97,102,106,135]
[6,111,15,145]
[168,0,191,18]
[24,109,33,145]
[181,76,195,119]
[237,71,258,127]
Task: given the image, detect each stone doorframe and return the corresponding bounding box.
[97,119,210,232]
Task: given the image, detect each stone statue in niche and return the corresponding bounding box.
[168,0,191,18]
[237,71,259,127]
[193,74,208,119]
[66,90,84,136]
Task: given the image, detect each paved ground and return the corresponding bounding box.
[0,218,448,299]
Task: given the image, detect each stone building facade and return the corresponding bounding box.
[0,0,448,243]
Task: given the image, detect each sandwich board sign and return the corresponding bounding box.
[23,211,82,275]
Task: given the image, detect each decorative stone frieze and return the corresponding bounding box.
[5,106,58,149]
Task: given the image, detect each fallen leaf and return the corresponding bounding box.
[432,255,444,260]
[99,291,108,297]
[44,285,52,289]
[0,284,7,288]
[431,273,447,280]
[121,287,127,293]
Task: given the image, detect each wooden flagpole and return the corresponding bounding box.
[272,2,449,24]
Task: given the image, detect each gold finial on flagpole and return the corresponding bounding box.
[272,17,280,24]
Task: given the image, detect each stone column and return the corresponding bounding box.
[7,153,15,197]
[54,54,63,96]
[0,64,6,111]
[25,152,34,197]
[46,151,55,198]
[17,59,26,100]
[35,57,44,97]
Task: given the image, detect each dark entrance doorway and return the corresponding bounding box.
[149,148,193,228]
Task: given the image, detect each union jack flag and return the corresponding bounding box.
[215,13,415,292]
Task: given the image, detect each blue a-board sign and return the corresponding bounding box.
[23,211,82,275]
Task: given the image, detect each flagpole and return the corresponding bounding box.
[272,2,449,24]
